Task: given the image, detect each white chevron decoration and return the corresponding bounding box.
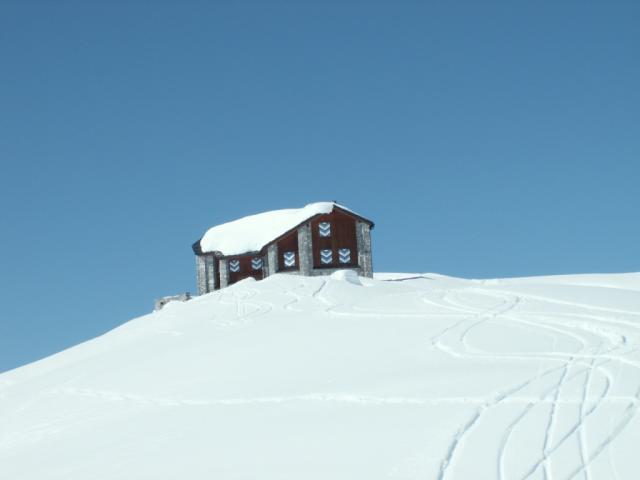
[318,222,331,237]
[338,248,351,264]
[320,249,333,264]
[283,251,296,267]
[229,259,240,273]
[251,258,263,270]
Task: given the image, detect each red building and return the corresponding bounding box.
[192,202,374,293]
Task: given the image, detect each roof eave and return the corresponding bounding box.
[193,203,374,257]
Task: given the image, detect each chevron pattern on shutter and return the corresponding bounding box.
[320,249,333,264]
[283,251,296,267]
[318,222,331,237]
[229,259,240,273]
[251,257,263,270]
[338,248,351,264]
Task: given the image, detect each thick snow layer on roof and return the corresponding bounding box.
[199,202,340,256]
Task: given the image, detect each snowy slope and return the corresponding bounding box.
[1,272,640,479]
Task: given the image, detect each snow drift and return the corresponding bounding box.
[1,272,640,479]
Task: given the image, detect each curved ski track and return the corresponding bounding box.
[7,276,637,479]
[229,277,640,479]
[426,286,640,480]
[233,277,640,479]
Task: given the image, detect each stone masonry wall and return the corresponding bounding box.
[356,220,373,278]
[266,243,278,277]
[205,256,216,292]
[195,255,207,295]
[297,223,312,276]
[154,292,191,311]
[219,258,230,288]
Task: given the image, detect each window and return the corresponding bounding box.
[229,259,240,273]
[320,249,333,264]
[251,257,263,270]
[338,248,351,264]
[283,251,296,268]
[318,221,331,237]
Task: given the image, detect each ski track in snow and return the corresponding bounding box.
[199,278,640,479]
[2,274,640,479]
[420,285,640,480]
[295,277,640,479]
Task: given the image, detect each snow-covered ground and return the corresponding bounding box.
[2,272,640,479]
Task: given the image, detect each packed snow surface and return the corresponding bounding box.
[198,201,359,255]
[2,272,640,479]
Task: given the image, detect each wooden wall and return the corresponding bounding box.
[277,230,299,272]
[310,210,358,269]
[227,255,265,284]
[223,209,365,287]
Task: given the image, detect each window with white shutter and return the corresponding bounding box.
[283,251,296,268]
[318,222,331,237]
[251,257,263,270]
[320,249,333,264]
[338,248,351,264]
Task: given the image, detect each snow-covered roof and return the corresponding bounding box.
[196,202,370,256]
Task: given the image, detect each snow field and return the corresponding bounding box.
[1,272,640,479]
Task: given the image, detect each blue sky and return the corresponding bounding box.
[1,1,639,373]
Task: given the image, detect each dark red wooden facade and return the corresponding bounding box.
[198,206,372,289]
[227,255,265,284]
[276,229,299,272]
[310,210,358,269]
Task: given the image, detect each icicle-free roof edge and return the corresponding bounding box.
[195,202,372,257]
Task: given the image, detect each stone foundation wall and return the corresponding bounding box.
[219,258,230,288]
[154,292,191,311]
[195,256,207,295]
[297,223,312,276]
[205,256,216,292]
[266,244,278,276]
[355,221,373,278]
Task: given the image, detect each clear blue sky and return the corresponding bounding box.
[1,1,638,373]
